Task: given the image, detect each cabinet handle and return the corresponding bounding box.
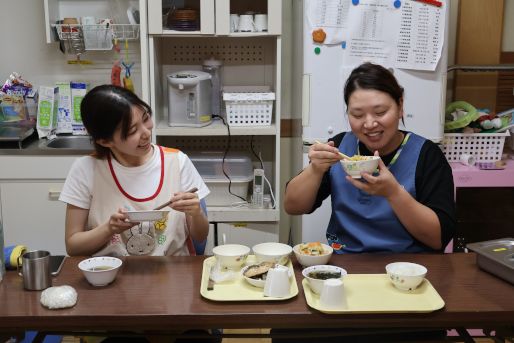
[48,190,62,201]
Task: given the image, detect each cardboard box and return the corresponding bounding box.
[36,86,59,138]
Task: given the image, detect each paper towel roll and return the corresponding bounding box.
[459,153,475,166]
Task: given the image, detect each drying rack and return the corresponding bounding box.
[53,24,140,54]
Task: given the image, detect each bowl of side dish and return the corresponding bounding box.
[340,155,380,179]
[78,256,123,287]
[293,242,333,267]
[302,265,347,295]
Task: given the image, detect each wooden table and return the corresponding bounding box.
[0,253,513,338]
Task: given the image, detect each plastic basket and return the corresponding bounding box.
[441,131,510,162]
[223,91,275,126]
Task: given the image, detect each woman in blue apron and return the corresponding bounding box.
[285,62,455,253]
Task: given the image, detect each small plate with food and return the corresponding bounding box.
[241,261,293,288]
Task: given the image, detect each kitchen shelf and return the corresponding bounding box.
[155,119,277,136]
[207,207,279,222]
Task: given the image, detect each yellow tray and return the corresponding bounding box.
[303,274,445,314]
[200,256,298,301]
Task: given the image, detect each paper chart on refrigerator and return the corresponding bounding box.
[305,0,446,71]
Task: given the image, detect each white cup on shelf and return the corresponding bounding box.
[238,14,255,32]
[254,14,268,32]
[230,14,239,32]
[459,153,475,166]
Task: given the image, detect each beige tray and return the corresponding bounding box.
[303,274,445,314]
[200,255,298,301]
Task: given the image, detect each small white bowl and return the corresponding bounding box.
[212,244,250,269]
[293,243,333,267]
[78,256,123,287]
[385,262,427,291]
[241,264,269,288]
[340,156,380,178]
[125,210,170,222]
[302,265,347,295]
[252,242,293,265]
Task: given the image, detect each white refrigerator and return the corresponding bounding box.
[293,0,450,244]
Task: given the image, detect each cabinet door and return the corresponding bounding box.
[148,0,215,34]
[1,183,67,255]
[217,223,279,247]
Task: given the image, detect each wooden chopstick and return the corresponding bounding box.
[314,140,351,160]
[154,187,198,210]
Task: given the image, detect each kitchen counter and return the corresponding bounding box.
[0,132,94,156]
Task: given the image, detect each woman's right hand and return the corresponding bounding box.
[107,208,136,234]
[308,141,342,174]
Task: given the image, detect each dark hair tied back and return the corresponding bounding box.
[343,62,404,108]
[80,85,152,159]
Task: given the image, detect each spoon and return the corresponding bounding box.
[154,187,198,210]
[314,140,351,160]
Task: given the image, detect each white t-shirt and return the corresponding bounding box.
[59,145,209,209]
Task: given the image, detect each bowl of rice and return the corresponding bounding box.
[340,155,380,179]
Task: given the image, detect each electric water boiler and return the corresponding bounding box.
[167,70,212,127]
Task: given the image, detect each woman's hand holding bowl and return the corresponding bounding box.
[345,153,402,199]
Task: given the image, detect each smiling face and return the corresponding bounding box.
[347,89,404,155]
[98,105,154,166]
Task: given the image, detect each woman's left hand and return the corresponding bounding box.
[346,152,402,199]
[169,191,203,217]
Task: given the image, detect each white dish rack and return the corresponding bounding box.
[53,24,140,53]
[223,87,275,127]
[441,131,510,162]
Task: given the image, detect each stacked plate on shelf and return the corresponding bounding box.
[167,8,199,31]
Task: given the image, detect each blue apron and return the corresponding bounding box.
[326,132,428,253]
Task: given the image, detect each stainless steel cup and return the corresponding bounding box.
[17,250,52,290]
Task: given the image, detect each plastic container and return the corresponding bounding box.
[223,86,275,127]
[189,152,253,206]
[441,131,510,162]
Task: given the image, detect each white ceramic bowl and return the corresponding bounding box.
[212,244,250,269]
[293,243,333,267]
[78,256,123,287]
[252,242,293,265]
[125,210,170,222]
[302,265,347,295]
[340,156,380,178]
[385,262,427,291]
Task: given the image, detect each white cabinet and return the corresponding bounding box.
[0,155,80,255]
[145,0,282,242]
[0,182,67,255]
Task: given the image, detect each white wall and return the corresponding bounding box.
[0,0,142,96]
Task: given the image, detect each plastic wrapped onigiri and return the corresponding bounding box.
[40,285,78,309]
